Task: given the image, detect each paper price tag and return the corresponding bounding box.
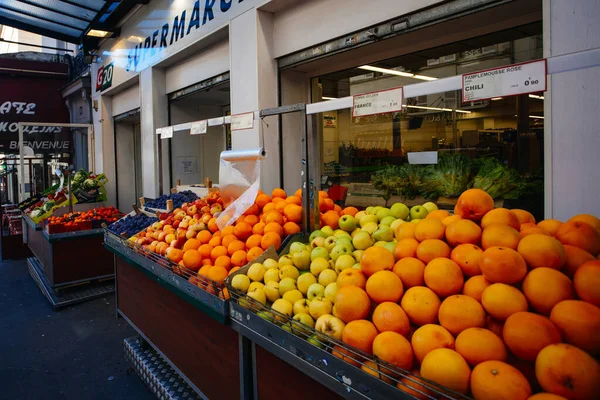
[190,120,207,135]
[462,60,547,102]
[160,126,173,139]
[231,112,254,131]
[352,87,403,117]
[155,128,162,135]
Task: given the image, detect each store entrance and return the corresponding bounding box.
[168,81,230,188]
[114,110,142,210]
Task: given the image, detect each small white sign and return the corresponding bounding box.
[160,126,173,139]
[231,112,254,131]
[176,157,198,174]
[462,60,547,102]
[190,120,207,135]
[352,87,403,117]
[408,151,438,165]
[155,128,162,135]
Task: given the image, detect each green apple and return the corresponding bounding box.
[390,218,405,232]
[352,263,361,269]
[321,226,335,237]
[409,205,428,220]
[281,323,293,333]
[272,298,293,319]
[335,237,353,249]
[380,216,397,226]
[247,263,266,282]
[279,265,300,280]
[309,297,333,319]
[334,255,355,274]
[318,269,338,287]
[330,243,353,262]
[263,268,280,284]
[297,273,317,295]
[307,283,325,301]
[373,225,394,242]
[334,230,351,239]
[311,246,330,261]
[257,311,274,323]
[365,206,375,215]
[278,278,297,296]
[422,202,439,213]
[306,334,325,349]
[309,230,327,242]
[323,236,337,252]
[263,258,279,269]
[324,282,338,303]
[310,258,330,276]
[283,289,304,305]
[359,214,378,227]
[231,274,250,293]
[361,222,378,234]
[310,236,325,249]
[292,250,311,271]
[289,242,307,255]
[411,218,422,224]
[264,281,281,302]
[376,208,392,222]
[247,288,266,304]
[278,255,294,268]
[350,228,361,238]
[338,215,357,232]
[384,242,397,254]
[390,203,410,220]
[352,250,364,262]
[352,231,374,250]
[293,299,311,316]
[315,314,345,340]
[248,282,265,292]
[374,241,387,247]
[354,211,367,223]
[293,312,315,329]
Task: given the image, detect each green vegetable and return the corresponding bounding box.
[43,201,56,212]
[472,158,525,199]
[419,153,474,198]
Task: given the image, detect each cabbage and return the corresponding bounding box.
[83,178,97,190]
[30,209,43,218]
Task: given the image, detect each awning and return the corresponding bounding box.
[0,1,144,44]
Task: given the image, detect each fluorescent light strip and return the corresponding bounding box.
[322,96,337,100]
[403,104,472,114]
[529,115,544,119]
[359,65,438,81]
[529,94,545,100]
[491,97,503,101]
[87,29,112,38]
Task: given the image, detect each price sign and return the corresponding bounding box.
[190,120,207,135]
[462,60,547,102]
[352,87,403,117]
[231,112,255,131]
[160,126,173,139]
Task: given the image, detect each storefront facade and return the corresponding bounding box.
[91,0,600,220]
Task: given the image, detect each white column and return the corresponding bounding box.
[139,67,168,198]
[99,95,116,207]
[229,8,279,193]
[544,0,600,220]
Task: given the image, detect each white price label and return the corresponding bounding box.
[160,126,173,139]
[190,120,207,135]
[462,60,547,102]
[230,112,255,131]
[352,87,403,117]
[155,128,162,135]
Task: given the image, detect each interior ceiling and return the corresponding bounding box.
[172,82,231,107]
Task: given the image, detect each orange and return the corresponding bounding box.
[563,245,595,278]
[341,319,379,354]
[372,331,414,371]
[392,257,425,288]
[183,238,201,252]
[555,220,600,255]
[512,209,536,225]
[271,188,287,199]
[252,222,266,235]
[198,244,213,259]
[486,316,504,339]
[503,312,562,361]
[451,244,483,276]
[284,195,301,206]
[527,394,569,400]
[283,204,302,223]
[414,218,446,241]
[208,236,221,247]
[360,360,393,384]
[426,210,451,220]
[481,224,522,250]
[415,239,451,264]
[274,200,287,214]
[522,268,574,314]
[207,218,219,233]
[520,226,551,237]
[255,193,272,208]
[481,208,521,230]
[246,247,263,263]
[550,300,600,355]
[334,286,371,323]
[246,234,263,249]
[481,283,529,321]
[331,345,362,367]
[366,270,404,303]
[393,238,419,260]
[445,219,482,247]
[227,240,246,256]
[210,245,228,261]
[320,211,339,229]
[463,275,491,302]
[568,214,600,233]
[198,265,212,278]
[222,226,235,237]
[182,249,203,271]
[263,222,283,236]
[231,250,248,267]
[214,255,232,270]
[243,204,259,217]
[207,265,228,283]
[337,268,367,289]
[441,215,463,226]
[574,261,600,307]
[360,246,395,277]
[479,246,527,284]
[196,230,212,244]
[535,343,600,400]
[400,286,441,326]
[454,188,494,222]
[411,324,455,364]
[294,188,302,198]
[263,210,284,225]
[397,371,436,400]
[228,266,240,275]
[456,328,508,366]
[334,204,343,214]
[244,214,259,226]
[471,360,532,400]
[166,248,184,263]
[319,198,335,213]
[518,234,566,270]
[261,232,281,250]
[341,207,358,217]
[420,348,471,394]
[318,190,328,199]
[372,302,410,336]
[439,295,486,335]
[423,257,464,297]
[262,202,275,213]
[233,222,253,241]
[537,219,563,236]
[282,222,301,236]
[221,234,238,249]
[395,223,416,241]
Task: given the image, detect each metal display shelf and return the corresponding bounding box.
[43,228,104,242]
[104,231,228,323]
[28,256,114,309]
[124,336,203,400]
[22,215,43,231]
[229,302,417,400]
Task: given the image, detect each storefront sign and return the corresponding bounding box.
[231,112,254,131]
[160,126,174,139]
[352,87,403,117]
[462,60,547,102]
[96,63,114,92]
[190,120,207,135]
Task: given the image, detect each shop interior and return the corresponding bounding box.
[114,110,143,210]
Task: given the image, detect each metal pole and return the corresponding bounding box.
[18,124,25,202]
[307,113,321,232]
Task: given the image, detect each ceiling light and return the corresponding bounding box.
[358,66,437,81]
[86,29,113,38]
[529,94,544,100]
[322,96,337,100]
[413,75,438,81]
[404,105,472,114]
[529,115,544,119]
[491,97,503,101]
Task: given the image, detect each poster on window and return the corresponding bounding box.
[176,157,198,174]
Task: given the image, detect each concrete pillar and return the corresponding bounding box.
[229,8,279,193]
[544,0,600,219]
[99,95,116,207]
